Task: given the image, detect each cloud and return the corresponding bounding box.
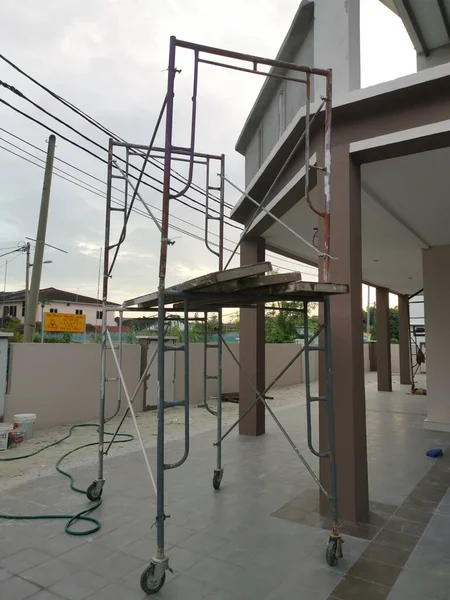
[0,0,415,304]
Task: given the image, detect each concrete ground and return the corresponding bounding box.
[0,373,449,600]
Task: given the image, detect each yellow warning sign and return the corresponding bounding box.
[43,313,85,333]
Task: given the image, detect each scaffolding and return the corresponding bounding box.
[90,36,347,595]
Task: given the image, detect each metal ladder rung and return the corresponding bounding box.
[111,174,127,179]
[206,215,220,221]
[205,375,218,381]
[206,343,219,349]
[308,346,325,352]
[106,377,119,383]
[208,186,221,191]
[309,396,327,402]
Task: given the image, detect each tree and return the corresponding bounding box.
[362,305,399,343]
[265,301,318,343]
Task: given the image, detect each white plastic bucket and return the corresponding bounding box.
[0,425,12,451]
[13,413,36,440]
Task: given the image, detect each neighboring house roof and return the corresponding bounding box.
[379,0,450,56]
[0,287,120,306]
[235,0,314,155]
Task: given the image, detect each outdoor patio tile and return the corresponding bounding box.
[48,569,109,600]
[361,542,410,568]
[86,550,145,580]
[0,567,12,582]
[0,576,41,600]
[34,533,87,557]
[383,517,426,537]
[59,541,114,566]
[332,575,391,600]
[84,581,149,600]
[28,592,66,600]
[347,557,402,587]
[0,547,52,574]
[21,557,79,588]
[374,529,420,553]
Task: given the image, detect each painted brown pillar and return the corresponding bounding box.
[239,237,265,436]
[398,294,411,385]
[376,287,392,392]
[319,145,369,522]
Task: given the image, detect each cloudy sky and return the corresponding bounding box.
[0,0,415,306]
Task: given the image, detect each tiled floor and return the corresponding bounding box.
[0,375,449,599]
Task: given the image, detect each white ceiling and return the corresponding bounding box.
[261,146,450,295]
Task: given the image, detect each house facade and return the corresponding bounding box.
[231,0,450,523]
[0,288,118,327]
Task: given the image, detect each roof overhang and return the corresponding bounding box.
[379,0,450,56]
[231,61,450,224]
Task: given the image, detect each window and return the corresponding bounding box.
[96,311,103,320]
[21,301,25,317]
[75,309,83,315]
[49,308,58,314]
[9,305,17,317]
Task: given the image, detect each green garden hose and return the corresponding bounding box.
[0,424,134,536]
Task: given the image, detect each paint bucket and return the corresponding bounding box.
[13,414,36,440]
[8,429,24,449]
[0,425,12,451]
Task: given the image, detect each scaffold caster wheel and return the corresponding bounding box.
[140,563,166,595]
[325,538,340,567]
[212,470,223,490]
[86,481,103,502]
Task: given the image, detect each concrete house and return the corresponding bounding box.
[0,287,118,327]
[231,0,450,523]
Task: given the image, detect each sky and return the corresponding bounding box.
[0,0,416,309]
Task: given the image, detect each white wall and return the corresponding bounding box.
[422,246,450,431]
[3,301,115,327]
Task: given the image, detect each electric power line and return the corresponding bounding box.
[0,54,234,211]
[0,143,317,277]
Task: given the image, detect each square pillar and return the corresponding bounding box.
[319,146,369,523]
[423,246,450,431]
[376,287,392,392]
[398,295,411,385]
[239,238,265,436]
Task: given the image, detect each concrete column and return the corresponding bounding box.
[423,246,450,431]
[376,287,392,392]
[239,238,265,436]
[319,146,369,523]
[398,295,411,385]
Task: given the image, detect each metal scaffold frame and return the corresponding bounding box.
[92,36,345,595]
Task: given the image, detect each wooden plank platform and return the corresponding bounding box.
[123,262,273,308]
[123,263,349,310]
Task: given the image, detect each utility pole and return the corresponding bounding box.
[1,261,7,329]
[24,242,31,325]
[24,135,56,342]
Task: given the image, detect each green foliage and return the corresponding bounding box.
[2,317,23,342]
[362,305,399,344]
[265,302,318,343]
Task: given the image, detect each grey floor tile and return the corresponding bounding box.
[21,557,79,588]
[49,570,110,600]
[84,581,148,600]
[176,531,229,555]
[0,548,51,575]
[60,542,114,567]
[34,534,86,557]
[392,568,450,600]
[0,576,41,600]
[87,550,145,580]
[27,592,65,600]
[0,567,12,582]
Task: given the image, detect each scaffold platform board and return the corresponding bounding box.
[123,262,349,310]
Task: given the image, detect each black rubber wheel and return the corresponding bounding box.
[326,539,339,567]
[140,564,166,595]
[212,472,222,490]
[86,482,103,502]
